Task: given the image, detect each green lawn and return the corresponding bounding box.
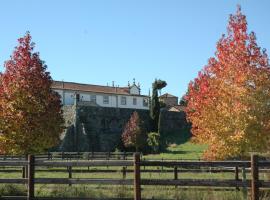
[144,141,207,160]
[143,127,207,160]
[1,140,270,199]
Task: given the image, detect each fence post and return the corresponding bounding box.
[88,153,90,171]
[242,167,247,199]
[174,166,178,180]
[27,155,35,200]
[123,166,126,179]
[174,166,178,188]
[134,153,141,200]
[235,166,239,191]
[251,154,259,200]
[25,155,29,179]
[123,151,126,160]
[143,158,146,170]
[68,166,72,186]
[22,166,25,178]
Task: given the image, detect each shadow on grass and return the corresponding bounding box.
[166,150,194,154]
[160,127,192,151]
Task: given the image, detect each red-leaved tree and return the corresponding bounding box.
[0,32,64,154]
[122,111,147,152]
[186,7,270,160]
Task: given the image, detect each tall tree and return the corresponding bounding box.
[0,32,64,154]
[122,111,147,152]
[150,79,167,132]
[186,7,270,160]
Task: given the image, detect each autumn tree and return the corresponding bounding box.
[150,79,167,132]
[186,7,270,160]
[122,111,147,152]
[0,32,64,154]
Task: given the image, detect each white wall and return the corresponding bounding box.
[130,86,140,95]
[53,89,149,110]
[117,95,149,110]
[64,91,75,105]
[80,93,91,102]
[96,94,117,108]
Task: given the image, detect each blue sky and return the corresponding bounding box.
[0,0,269,98]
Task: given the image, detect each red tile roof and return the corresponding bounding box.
[168,105,185,112]
[159,93,178,98]
[52,81,148,97]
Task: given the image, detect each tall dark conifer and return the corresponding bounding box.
[150,79,167,132]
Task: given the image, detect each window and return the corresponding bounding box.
[91,95,96,103]
[121,96,126,105]
[76,93,80,102]
[103,96,109,104]
[133,98,137,105]
[143,98,149,107]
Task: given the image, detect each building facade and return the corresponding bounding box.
[52,80,150,110]
[159,93,178,108]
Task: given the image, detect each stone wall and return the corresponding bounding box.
[62,105,76,127]
[78,106,151,152]
[159,109,188,135]
[159,96,178,107]
[58,105,188,152]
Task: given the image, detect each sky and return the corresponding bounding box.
[0,0,270,98]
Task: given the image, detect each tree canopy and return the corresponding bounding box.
[150,79,167,132]
[185,7,270,160]
[0,32,64,154]
[122,111,147,152]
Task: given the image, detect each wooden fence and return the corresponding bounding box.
[0,153,270,200]
[0,152,135,161]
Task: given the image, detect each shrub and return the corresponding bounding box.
[147,132,160,153]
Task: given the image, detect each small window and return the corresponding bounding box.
[103,96,109,104]
[133,98,137,105]
[91,95,96,103]
[76,94,80,102]
[121,96,127,105]
[143,98,149,107]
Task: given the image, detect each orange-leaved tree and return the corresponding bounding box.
[0,32,64,155]
[122,111,147,152]
[186,7,270,160]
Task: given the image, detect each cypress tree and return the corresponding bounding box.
[150,79,167,132]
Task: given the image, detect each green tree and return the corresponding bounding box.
[150,79,167,132]
[0,32,64,154]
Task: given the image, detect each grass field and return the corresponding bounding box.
[0,139,270,199]
[144,141,207,160]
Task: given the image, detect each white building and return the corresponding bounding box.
[52,80,150,110]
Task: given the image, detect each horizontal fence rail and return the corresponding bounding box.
[0,152,135,161]
[140,160,253,167]
[34,160,133,167]
[0,154,269,200]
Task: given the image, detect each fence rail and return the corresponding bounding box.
[0,152,135,161]
[0,154,269,200]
